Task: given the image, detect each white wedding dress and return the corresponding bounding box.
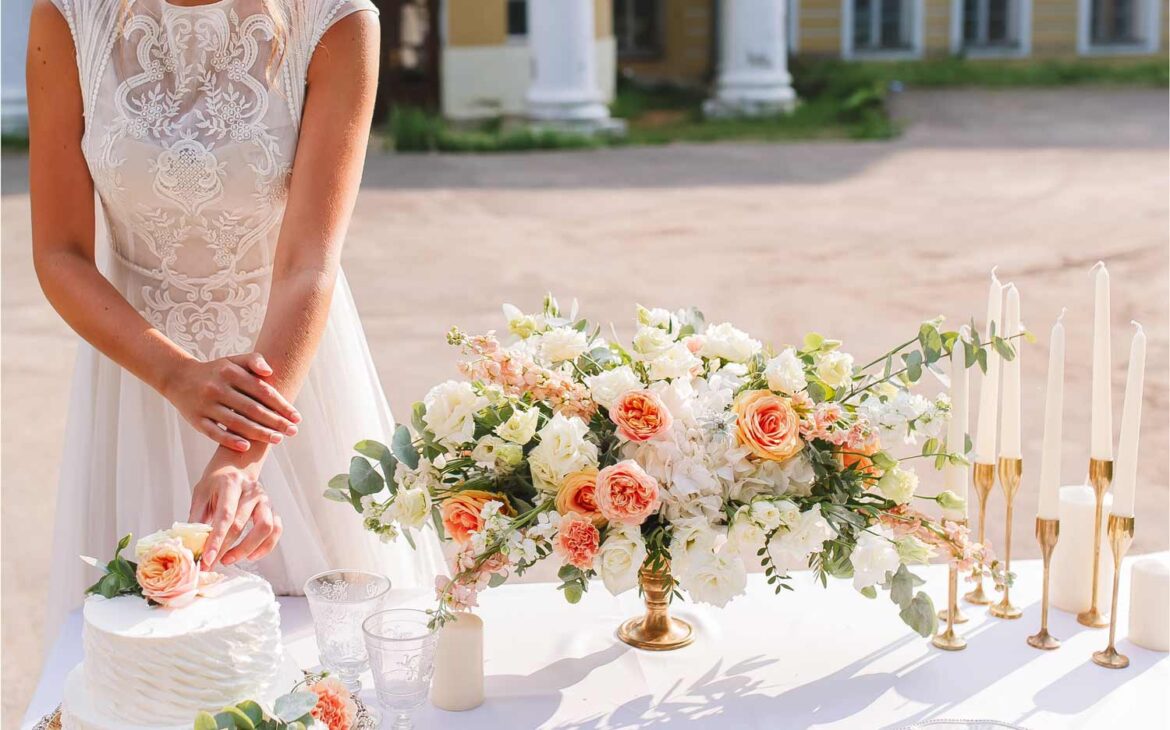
[44,0,446,646]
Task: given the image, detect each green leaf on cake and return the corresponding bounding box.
[193,711,219,730]
[214,706,255,730]
[234,701,264,727]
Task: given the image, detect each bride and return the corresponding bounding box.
[27,0,444,643]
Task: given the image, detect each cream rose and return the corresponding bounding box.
[585,366,644,409]
[677,546,748,608]
[423,381,489,448]
[136,522,211,561]
[700,323,762,363]
[647,344,701,382]
[495,407,540,445]
[632,326,675,359]
[597,522,648,595]
[876,467,918,504]
[540,327,589,363]
[815,351,855,389]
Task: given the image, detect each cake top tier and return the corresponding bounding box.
[84,569,275,639]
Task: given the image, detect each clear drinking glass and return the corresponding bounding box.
[362,609,438,730]
[304,569,392,693]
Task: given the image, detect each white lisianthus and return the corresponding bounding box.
[767,508,837,571]
[700,323,762,363]
[502,303,539,339]
[647,344,701,381]
[495,407,540,445]
[764,347,808,395]
[389,487,432,530]
[423,381,489,448]
[876,467,918,505]
[528,413,598,492]
[773,499,801,529]
[728,506,767,558]
[851,530,902,591]
[815,351,855,389]
[678,546,748,608]
[749,499,784,532]
[637,306,680,332]
[539,326,589,364]
[585,366,644,409]
[632,325,676,359]
[471,435,522,471]
[597,523,648,596]
[895,535,936,564]
[669,515,721,573]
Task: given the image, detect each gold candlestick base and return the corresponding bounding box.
[964,462,996,606]
[1078,458,1114,628]
[1091,514,1134,669]
[933,520,968,651]
[618,563,694,651]
[989,457,1023,620]
[1027,517,1061,650]
[938,606,969,624]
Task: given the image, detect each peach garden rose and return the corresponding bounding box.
[610,389,673,443]
[440,490,514,544]
[595,460,660,525]
[733,390,804,462]
[555,468,606,526]
[135,537,200,608]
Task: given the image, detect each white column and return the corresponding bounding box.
[705,0,797,118]
[525,0,616,130]
[1,0,35,134]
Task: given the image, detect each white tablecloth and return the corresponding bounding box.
[24,555,1169,729]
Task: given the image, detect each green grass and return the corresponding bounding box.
[385,106,605,153]
[861,57,1169,87]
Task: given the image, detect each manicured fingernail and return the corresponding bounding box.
[204,550,216,566]
[235,440,250,452]
[286,425,298,436]
[270,433,283,444]
[291,411,302,423]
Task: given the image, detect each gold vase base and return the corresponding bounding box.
[618,616,694,651]
[938,608,970,624]
[932,629,967,651]
[1092,646,1130,669]
[989,600,1023,620]
[1026,629,1061,650]
[963,584,992,606]
[1077,608,1110,628]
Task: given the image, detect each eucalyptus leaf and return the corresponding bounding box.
[899,591,938,638]
[562,582,583,604]
[889,564,916,608]
[392,424,420,470]
[215,706,254,730]
[323,488,349,503]
[273,692,319,723]
[235,701,264,727]
[348,455,385,497]
[194,711,219,730]
[860,585,877,599]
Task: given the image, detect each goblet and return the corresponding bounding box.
[363,609,439,730]
[304,569,392,694]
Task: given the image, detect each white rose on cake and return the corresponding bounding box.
[700,323,762,363]
[585,366,644,409]
[528,413,598,492]
[424,380,489,448]
[597,522,648,595]
[764,347,808,395]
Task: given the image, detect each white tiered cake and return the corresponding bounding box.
[62,570,296,729]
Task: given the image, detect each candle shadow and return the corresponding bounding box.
[1026,641,1164,720]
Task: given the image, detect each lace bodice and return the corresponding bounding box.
[51,0,376,359]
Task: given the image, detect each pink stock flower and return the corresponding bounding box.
[458,334,596,420]
[596,460,661,525]
[135,538,200,608]
[309,676,357,730]
[610,389,673,442]
[554,513,601,570]
[435,574,482,611]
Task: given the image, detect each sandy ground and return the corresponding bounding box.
[2,88,1167,724]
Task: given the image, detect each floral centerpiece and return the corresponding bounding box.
[328,298,1017,640]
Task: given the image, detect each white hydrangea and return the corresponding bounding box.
[764,347,808,395]
[584,365,644,409]
[700,323,762,363]
[851,529,902,591]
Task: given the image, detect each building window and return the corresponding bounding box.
[1078,0,1160,52]
[852,0,915,51]
[614,0,664,58]
[963,0,1017,46]
[507,0,527,38]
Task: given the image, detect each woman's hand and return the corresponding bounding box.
[189,464,283,569]
[163,353,301,452]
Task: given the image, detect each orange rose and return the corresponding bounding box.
[842,439,882,477]
[610,389,673,442]
[733,390,804,462]
[555,468,606,527]
[136,538,199,608]
[440,490,514,543]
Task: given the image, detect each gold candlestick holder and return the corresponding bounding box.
[1092,514,1135,669]
[989,457,1023,619]
[933,519,968,651]
[964,462,997,606]
[1027,517,1061,649]
[1078,458,1114,628]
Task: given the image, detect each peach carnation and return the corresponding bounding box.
[440,490,514,544]
[135,538,200,608]
[733,390,804,462]
[310,676,357,730]
[595,460,660,525]
[554,512,601,570]
[556,468,606,526]
[610,389,673,443]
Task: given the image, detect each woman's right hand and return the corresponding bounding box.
[163,353,301,452]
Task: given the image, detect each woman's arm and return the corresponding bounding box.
[27,0,301,452]
[190,9,381,567]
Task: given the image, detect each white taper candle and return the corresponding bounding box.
[999,284,1022,459]
[1037,310,1066,519]
[942,326,970,519]
[1090,262,1113,460]
[1111,322,1146,518]
[974,268,1004,464]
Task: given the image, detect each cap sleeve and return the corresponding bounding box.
[43,0,122,122]
[310,0,379,51]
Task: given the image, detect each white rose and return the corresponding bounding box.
[877,467,918,505]
[700,323,762,363]
[585,366,644,409]
[678,546,748,608]
[815,350,855,389]
[669,515,720,573]
[632,326,676,359]
[471,435,522,471]
[134,529,174,560]
[773,499,801,529]
[764,347,808,395]
[647,344,701,381]
[528,413,598,492]
[749,499,783,532]
[851,530,902,591]
[767,508,837,571]
[390,487,432,530]
[540,327,589,364]
[166,522,212,557]
[495,407,540,445]
[597,523,648,596]
[423,381,489,448]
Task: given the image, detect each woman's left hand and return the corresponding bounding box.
[189,464,283,569]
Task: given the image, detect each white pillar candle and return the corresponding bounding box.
[974,269,1004,464]
[1050,485,1114,613]
[998,284,1022,459]
[430,613,484,711]
[1129,556,1170,652]
[942,326,970,519]
[1111,322,1146,518]
[1037,311,1066,519]
[1090,262,1113,460]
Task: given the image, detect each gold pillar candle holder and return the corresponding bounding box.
[933,519,968,651]
[1078,458,1114,628]
[1027,517,1061,649]
[618,562,694,651]
[989,457,1023,619]
[1092,514,1135,669]
[964,462,997,605]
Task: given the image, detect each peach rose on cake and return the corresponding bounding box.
[733,390,804,462]
[554,512,601,570]
[309,675,358,730]
[135,538,200,608]
[595,460,660,525]
[610,389,673,443]
[556,468,606,526]
[440,490,514,544]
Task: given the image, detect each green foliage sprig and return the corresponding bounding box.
[83,534,143,601]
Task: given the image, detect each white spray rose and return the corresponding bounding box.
[471,435,522,471]
[632,326,676,359]
[647,344,701,381]
[390,487,432,530]
[528,413,598,492]
[877,467,918,505]
[585,366,644,409]
[495,407,540,445]
[539,327,589,364]
[815,350,855,389]
[851,530,902,591]
[700,323,762,363]
[423,381,489,448]
[597,523,648,596]
[764,347,808,395]
[678,546,748,608]
[749,499,784,532]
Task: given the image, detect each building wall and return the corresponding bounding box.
[619,0,713,85]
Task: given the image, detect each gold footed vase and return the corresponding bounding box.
[618,563,695,651]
